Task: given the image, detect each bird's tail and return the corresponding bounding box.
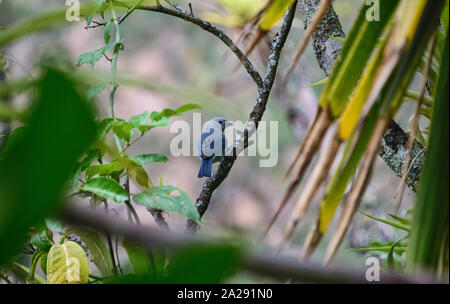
[198,158,213,178]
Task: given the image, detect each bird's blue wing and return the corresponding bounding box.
[200,128,215,160]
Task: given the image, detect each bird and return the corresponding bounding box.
[197,117,230,178]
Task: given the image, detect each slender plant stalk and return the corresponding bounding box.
[396,31,437,212]
[109,1,123,152]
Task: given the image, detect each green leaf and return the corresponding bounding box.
[407,26,449,275]
[97,118,120,141]
[79,149,100,171]
[74,229,113,277]
[128,165,150,188]
[86,0,107,28]
[130,154,168,166]
[149,104,202,128]
[81,177,128,203]
[114,243,241,284]
[10,261,46,284]
[86,83,107,101]
[112,120,134,142]
[28,250,45,282]
[76,40,123,68]
[133,185,200,223]
[129,111,150,130]
[306,77,328,88]
[47,241,90,284]
[30,230,53,251]
[318,0,399,116]
[359,210,411,232]
[173,103,202,114]
[86,161,125,179]
[165,244,241,283]
[123,239,152,275]
[0,126,27,156]
[40,252,48,275]
[149,112,170,128]
[86,156,150,187]
[45,218,65,233]
[0,69,96,267]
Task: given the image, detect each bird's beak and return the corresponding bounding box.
[225,121,233,128]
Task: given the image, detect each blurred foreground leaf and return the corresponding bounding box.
[0,69,96,267]
[114,243,241,284]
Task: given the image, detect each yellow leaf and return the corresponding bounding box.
[47,241,90,284]
[203,0,265,27]
[338,36,387,140]
[259,0,296,31]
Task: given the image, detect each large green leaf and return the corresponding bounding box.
[318,0,398,116]
[133,186,200,223]
[113,243,241,284]
[86,161,126,179]
[149,104,202,128]
[123,239,152,275]
[86,83,107,101]
[164,244,241,283]
[81,177,128,203]
[30,230,53,251]
[76,40,123,68]
[97,118,120,141]
[0,69,96,267]
[45,218,65,234]
[129,111,150,130]
[407,27,449,276]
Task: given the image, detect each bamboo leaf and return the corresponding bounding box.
[359,211,411,232]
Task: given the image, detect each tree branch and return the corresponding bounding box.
[297,0,424,190]
[61,205,433,283]
[186,2,298,233]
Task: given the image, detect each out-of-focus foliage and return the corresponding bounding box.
[0,69,97,267]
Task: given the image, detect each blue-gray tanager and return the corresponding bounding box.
[197,117,229,178]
